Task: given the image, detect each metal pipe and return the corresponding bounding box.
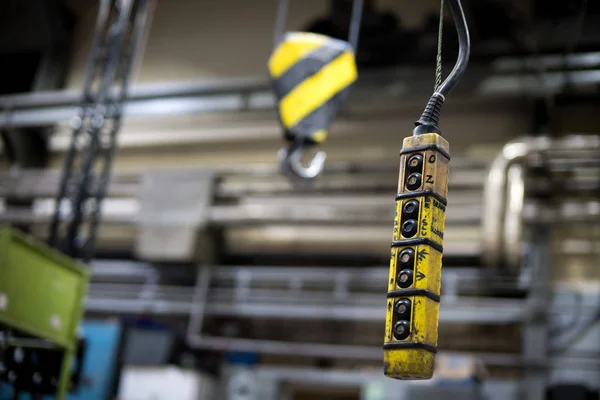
[0,169,486,199]
[503,164,526,272]
[188,337,526,365]
[84,287,599,316]
[482,137,551,269]
[0,198,482,225]
[205,298,525,324]
[482,135,600,270]
[0,160,489,189]
[197,337,383,360]
[209,201,482,226]
[2,203,599,261]
[184,336,600,369]
[0,78,269,109]
[2,64,600,128]
[89,260,157,282]
[1,52,597,110]
[6,194,600,227]
[254,366,519,386]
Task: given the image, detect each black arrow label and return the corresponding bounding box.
[416,271,426,281]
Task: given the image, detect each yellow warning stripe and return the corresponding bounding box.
[278,51,357,129]
[268,33,328,78]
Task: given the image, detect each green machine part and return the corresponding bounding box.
[0,225,90,398]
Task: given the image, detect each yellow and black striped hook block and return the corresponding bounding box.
[268,31,357,149]
[383,132,450,380]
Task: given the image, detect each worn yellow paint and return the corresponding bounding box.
[388,244,443,297]
[384,132,450,380]
[383,342,437,379]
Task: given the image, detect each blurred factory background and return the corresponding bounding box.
[0,0,599,399]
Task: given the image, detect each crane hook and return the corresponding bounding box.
[277,142,327,181]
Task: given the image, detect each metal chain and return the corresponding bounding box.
[434,0,445,91]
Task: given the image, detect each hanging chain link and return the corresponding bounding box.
[434,0,445,92]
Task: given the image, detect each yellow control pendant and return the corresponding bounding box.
[383,132,450,380]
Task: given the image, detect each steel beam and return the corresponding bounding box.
[1,53,600,128]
